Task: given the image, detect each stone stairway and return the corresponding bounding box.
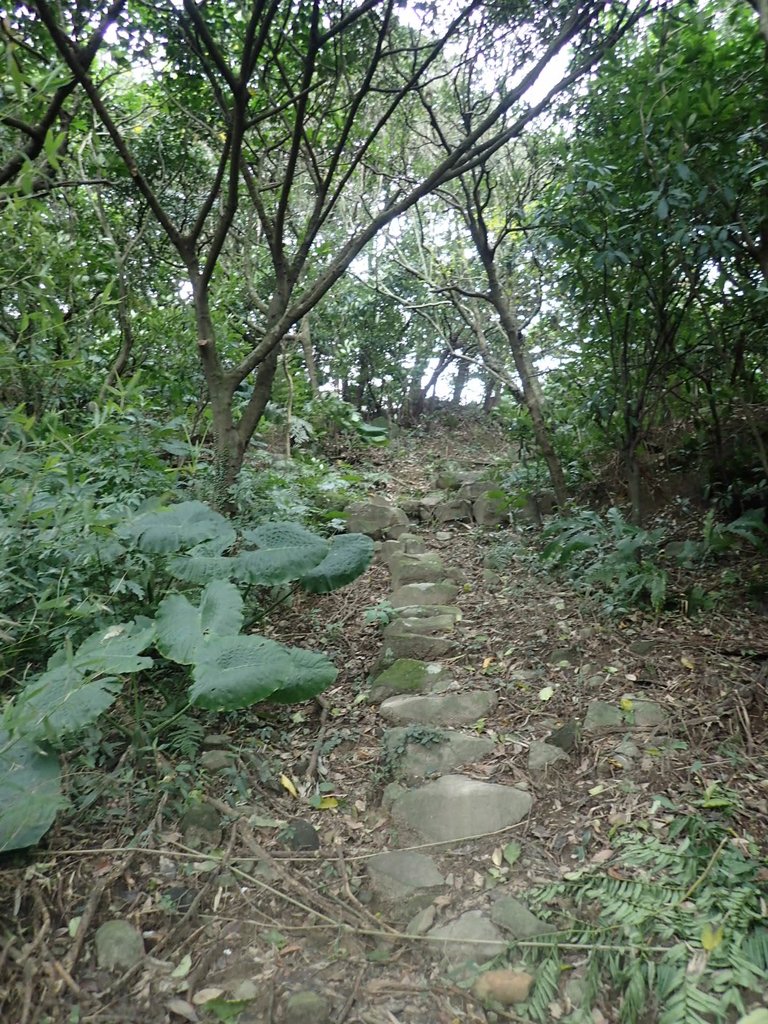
[344,475,548,999]
[343,471,674,1006]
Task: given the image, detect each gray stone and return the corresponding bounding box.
[285,817,320,851]
[385,613,456,637]
[394,604,461,623]
[383,727,495,781]
[368,659,448,701]
[407,905,437,935]
[457,479,492,501]
[490,897,552,938]
[583,701,623,732]
[391,582,459,607]
[202,733,230,748]
[381,782,407,811]
[367,851,445,903]
[94,919,145,971]
[627,698,668,727]
[398,533,428,554]
[473,491,509,528]
[180,803,222,849]
[284,990,331,1024]
[435,530,452,541]
[419,491,448,520]
[390,774,532,843]
[433,499,473,524]
[483,570,502,586]
[629,640,657,656]
[380,691,497,727]
[379,539,405,563]
[390,552,446,588]
[201,749,235,771]
[435,466,462,490]
[546,720,581,752]
[548,646,580,666]
[380,631,459,663]
[527,741,569,772]
[345,498,408,540]
[426,910,506,963]
[613,738,641,762]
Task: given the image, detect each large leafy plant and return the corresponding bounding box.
[0,501,373,853]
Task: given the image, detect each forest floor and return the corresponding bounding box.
[3,415,768,1024]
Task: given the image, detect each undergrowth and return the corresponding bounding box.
[514,801,767,1024]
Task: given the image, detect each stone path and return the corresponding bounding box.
[342,469,671,1006]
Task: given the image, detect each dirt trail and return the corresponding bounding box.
[5,417,767,1024]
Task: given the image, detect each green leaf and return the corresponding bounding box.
[4,664,124,743]
[121,500,236,554]
[189,635,337,710]
[235,522,329,585]
[167,555,237,583]
[73,621,155,674]
[300,533,374,593]
[0,730,63,852]
[155,580,243,665]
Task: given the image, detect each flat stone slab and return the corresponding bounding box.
[490,896,552,938]
[390,552,446,588]
[379,691,497,727]
[584,700,624,732]
[391,582,459,607]
[368,659,449,702]
[426,910,506,963]
[367,850,445,901]
[380,631,459,663]
[345,498,408,540]
[394,604,461,624]
[383,727,495,781]
[528,741,570,772]
[433,499,473,524]
[385,613,457,637]
[390,774,532,843]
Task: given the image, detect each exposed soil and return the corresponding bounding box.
[2,416,767,1024]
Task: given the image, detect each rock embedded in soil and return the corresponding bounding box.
[180,802,222,849]
[368,659,449,701]
[390,774,532,843]
[285,817,320,851]
[380,630,459,663]
[433,498,473,524]
[473,491,509,528]
[583,701,624,732]
[419,491,448,520]
[379,690,498,727]
[284,990,332,1024]
[385,612,457,637]
[426,910,506,963]
[490,897,552,938]
[626,698,668,727]
[345,498,409,540]
[527,741,570,773]
[383,727,495,780]
[366,850,445,911]
[389,552,446,588]
[472,968,535,1006]
[94,919,145,971]
[201,749,236,771]
[391,581,459,607]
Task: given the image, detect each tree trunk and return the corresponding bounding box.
[299,316,320,397]
[484,270,568,507]
[451,358,469,406]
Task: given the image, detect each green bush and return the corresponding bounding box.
[540,507,668,614]
[0,500,374,853]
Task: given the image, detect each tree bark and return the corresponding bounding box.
[299,316,320,397]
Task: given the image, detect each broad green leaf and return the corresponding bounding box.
[235,522,329,585]
[5,664,124,743]
[300,533,374,593]
[168,555,238,584]
[73,621,155,674]
[189,635,337,710]
[0,730,63,852]
[120,500,236,554]
[155,581,243,665]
